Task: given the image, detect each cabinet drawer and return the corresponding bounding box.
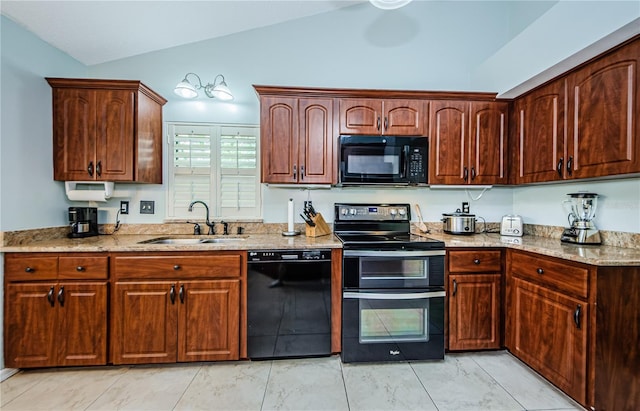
[510,251,588,298]
[5,255,58,281]
[113,254,243,279]
[59,256,108,280]
[449,250,502,273]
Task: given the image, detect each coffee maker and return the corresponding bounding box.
[68,207,99,238]
[561,192,601,245]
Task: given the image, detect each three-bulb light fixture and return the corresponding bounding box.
[173,73,233,101]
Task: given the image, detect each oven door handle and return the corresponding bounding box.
[343,291,446,300]
[343,250,446,257]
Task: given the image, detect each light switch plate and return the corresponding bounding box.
[140,200,155,214]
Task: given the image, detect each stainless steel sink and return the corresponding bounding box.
[138,237,246,245]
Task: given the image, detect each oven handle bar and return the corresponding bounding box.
[343,291,446,300]
[343,250,446,257]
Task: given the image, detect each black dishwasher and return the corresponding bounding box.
[247,249,332,360]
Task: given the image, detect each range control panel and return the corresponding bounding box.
[335,204,411,221]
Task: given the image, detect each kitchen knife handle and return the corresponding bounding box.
[452,279,458,296]
[88,161,94,177]
[566,156,573,176]
[170,284,176,304]
[179,284,185,304]
[47,286,55,307]
[556,158,564,177]
[57,286,64,307]
[574,304,581,329]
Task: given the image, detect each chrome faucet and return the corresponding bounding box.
[188,200,215,234]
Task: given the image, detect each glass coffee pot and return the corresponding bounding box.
[561,192,602,245]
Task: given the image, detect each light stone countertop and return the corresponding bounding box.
[2,231,640,266]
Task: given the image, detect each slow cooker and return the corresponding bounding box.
[442,212,476,235]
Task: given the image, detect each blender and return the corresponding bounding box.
[561,192,602,245]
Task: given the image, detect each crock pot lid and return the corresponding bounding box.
[443,212,475,217]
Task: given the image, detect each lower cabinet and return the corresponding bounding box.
[3,253,108,368]
[447,249,502,351]
[110,252,244,365]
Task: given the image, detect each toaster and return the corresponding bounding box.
[500,215,523,237]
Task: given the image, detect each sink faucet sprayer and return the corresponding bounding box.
[188,200,215,234]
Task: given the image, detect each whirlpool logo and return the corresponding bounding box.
[389,350,400,356]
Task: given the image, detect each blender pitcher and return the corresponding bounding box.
[561,192,602,245]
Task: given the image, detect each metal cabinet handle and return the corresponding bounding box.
[170,284,176,304]
[377,116,381,131]
[556,158,564,177]
[463,167,469,182]
[471,167,476,181]
[88,161,94,177]
[384,116,388,130]
[293,165,297,180]
[300,165,305,180]
[173,265,181,271]
[25,267,35,273]
[76,266,85,272]
[566,156,573,176]
[96,160,102,177]
[57,286,65,307]
[537,268,544,275]
[452,279,458,296]
[179,284,185,304]
[574,304,582,329]
[473,259,481,265]
[47,286,55,307]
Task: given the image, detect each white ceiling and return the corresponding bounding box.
[1,0,362,65]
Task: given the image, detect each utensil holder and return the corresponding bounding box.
[305,213,332,237]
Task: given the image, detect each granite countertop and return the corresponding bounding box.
[2,231,640,267]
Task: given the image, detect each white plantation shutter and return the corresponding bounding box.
[167,123,260,220]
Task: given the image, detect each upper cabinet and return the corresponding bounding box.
[512,36,640,184]
[256,90,335,184]
[339,99,428,136]
[430,100,508,185]
[47,78,167,183]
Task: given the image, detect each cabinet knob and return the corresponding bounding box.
[76,266,85,272]
[25,267,35,273]
[473,259,481,265]
[173,265,181,270]
[537,268,544,274]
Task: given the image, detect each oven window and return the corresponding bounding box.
[360,258,427,280]
[347,154,399,175]
[359,300,429,343]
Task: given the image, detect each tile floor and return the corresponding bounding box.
[1,351,585,411]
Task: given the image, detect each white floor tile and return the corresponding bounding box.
[342,361,437,411]
[262,356,348,411]
[175,360,271,411]
[412,354,525,411]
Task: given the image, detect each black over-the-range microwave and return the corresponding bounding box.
[338,135,428,186]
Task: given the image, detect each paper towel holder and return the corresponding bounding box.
[64,181,115,202]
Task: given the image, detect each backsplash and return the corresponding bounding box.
[2,222,639,250]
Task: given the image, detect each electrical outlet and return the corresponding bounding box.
[140,200,155,214]
[120,201,129,215]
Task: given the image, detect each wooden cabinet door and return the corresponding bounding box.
[384,100,426,136]
[514,80,566,183]
[429,100,468,184]
[510,277,587,404]
[111,281,178,365]
[339,99,383,135]
[298,98,334,184]
[260,96,299,183]
[5,283,58,368]
[52,88,97,181]
[177,280,240,362]
[449,274,501,350]
[57,282,107,366]
[94,89,134,181]
[567,39,640,179]
[470,102,508,185]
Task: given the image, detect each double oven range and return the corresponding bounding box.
[334,203,446,363]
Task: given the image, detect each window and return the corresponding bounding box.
[166,123,261,220]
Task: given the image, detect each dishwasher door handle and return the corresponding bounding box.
[343,290,446,300]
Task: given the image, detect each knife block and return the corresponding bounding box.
[305,213,332,237]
